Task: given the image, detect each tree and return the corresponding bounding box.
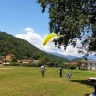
[32,54,40,60]
[12,58,17,62]
[39,56,49,64]
[76,60,82,69]
[37,0,96,53]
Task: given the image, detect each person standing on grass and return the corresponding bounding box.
[41,64,46,77]
[59,66,63,77]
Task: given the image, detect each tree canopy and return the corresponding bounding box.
[37,0,96,54]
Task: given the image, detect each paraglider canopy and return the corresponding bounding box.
[43,33,57,46]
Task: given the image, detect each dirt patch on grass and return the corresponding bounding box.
[0,68,13,70]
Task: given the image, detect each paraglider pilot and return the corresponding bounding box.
[59,66,63,77]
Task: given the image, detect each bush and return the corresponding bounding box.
[10,62,20,66]
[9,62,42,67]
[70,66,76,70]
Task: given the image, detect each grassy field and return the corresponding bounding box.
[0,66,95,96]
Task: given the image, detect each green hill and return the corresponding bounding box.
[0,31,69,64]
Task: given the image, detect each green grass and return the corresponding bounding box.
[0,66,95,96]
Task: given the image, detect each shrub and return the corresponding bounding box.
[70,66,76,70]
[10,62,20,66]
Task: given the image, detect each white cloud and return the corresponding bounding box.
[15,27,96,60]
[16,28,43,49]
[25,27,34,32]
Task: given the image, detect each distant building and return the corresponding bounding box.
[6,54,16,61]
[17,59,40,64]
[3,62,10,65]
[81,60,96,70]
[69,62,78,66]
[0,60,4,64]
[33,60,39,64]
[17,60,33,64]
[0,56,5,60]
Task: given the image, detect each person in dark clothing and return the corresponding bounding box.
[88,78,96,96]
[59,67,63,77]
[94,84,96,95]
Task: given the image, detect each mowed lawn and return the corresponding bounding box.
[0,66,95,96]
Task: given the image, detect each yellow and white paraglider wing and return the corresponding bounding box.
[43,33,57,46]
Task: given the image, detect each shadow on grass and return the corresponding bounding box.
[85,94,90,96]
[70,79,95,87]
[70,80,95,96]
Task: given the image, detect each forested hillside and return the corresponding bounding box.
[0,31,69,64]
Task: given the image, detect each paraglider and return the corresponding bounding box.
[43,33,57,46]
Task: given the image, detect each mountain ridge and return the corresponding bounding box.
[45,51,82,60]
[45,51,96,61]
[0,31,69,63]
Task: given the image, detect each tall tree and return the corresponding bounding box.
[37,0,96,53]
